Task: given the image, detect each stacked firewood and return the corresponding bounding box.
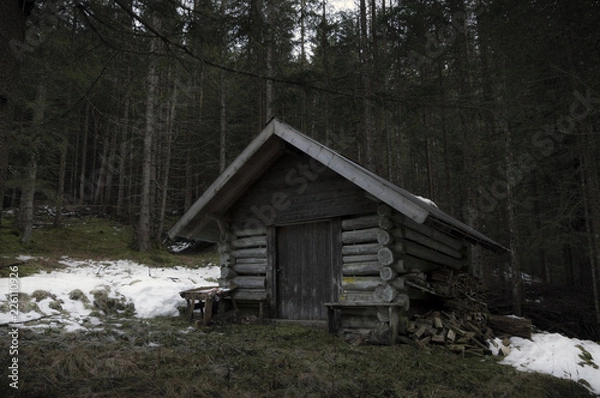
[402,268,530,355]
[405,310,499,355]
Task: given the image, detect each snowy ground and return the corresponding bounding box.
[1,258,599,396]
[1,256,219,332]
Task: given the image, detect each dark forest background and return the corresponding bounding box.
[1,0,599,339]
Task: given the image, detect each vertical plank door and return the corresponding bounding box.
[276,220,336,320]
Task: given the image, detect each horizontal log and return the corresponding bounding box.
[232,226,267,238]
[372,279,406,303]
[391,228,462,259]
[218,242,230,254]
[403,255,440,273]
[341,215,379,231]
[231,235,267,249]
[391,213,463,251]
[220,267,237,279]
[378,216,394,231]
[342,276,382,291]
[342,254,379,263]
[219,254,230,266]
[231,276,267,289]
[373,283,398,302]
[230,247,267,259]
[343,262,382,276]
[233,289,268,301]
[376,230,393,245]
[342,228,382,244]
[487,315,532,339]
[235,257,267,264]
[339,291,377,302]
[378,242,464,269]
[341,315,380,329]
[390,260,407,274]
[380,266,397,281]
[232,262,266,274]
[378,247,396,266]
[342,243,382,256]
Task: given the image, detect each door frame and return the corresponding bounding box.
[267,217,342,320]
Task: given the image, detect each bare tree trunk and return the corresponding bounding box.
[219,70,227,173]
[359,0,375,171]
[117,84,130,218]
[138,15,161,252]
[265,0,274,123]
[580,131,600,328]
[157,78,177,242]
[20,82,46,243]
[504,119,522,316]
[53,135,68,228]
[0,2,26,223]
[78,104,89,204]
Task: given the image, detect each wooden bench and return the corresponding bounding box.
[324,297,409,345]
[179,286,238,326]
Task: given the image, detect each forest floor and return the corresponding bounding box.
[0,208,597,397]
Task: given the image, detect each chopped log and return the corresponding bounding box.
[230,247,267,258]
[431,334,445,344]
[343,254,379,263]
[231,276,266,289]
[220,267,238,279]
[342,276,381,291]
[343,262,382,276]
[377,247,397,266]
[391,228,462,259]
[342,243,382,256]
[232,262,266,274]
[376,230,393,245]
[372,279,406,302]
[342,228,382,244]
[341,215,379,230]
[447,328,456,342]
[373,284,398,302]
[379,266,397,281]
[378,216,394,230]
[487,314,532,339]
[231,235,267,249]
[233,289,268,301]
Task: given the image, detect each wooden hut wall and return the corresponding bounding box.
[338,204,469,332]
[218,224,269,311]
[228,149,377,228]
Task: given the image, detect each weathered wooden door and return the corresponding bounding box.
[276,220,337,320]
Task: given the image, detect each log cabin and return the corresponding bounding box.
[168,119,508,343]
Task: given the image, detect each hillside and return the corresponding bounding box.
[0,211,597,397]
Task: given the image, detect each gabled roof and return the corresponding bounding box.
[168,119,508,253]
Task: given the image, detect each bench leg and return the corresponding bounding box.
[203,298,213,326]
[389,307,399,345]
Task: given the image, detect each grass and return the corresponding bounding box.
[1,319,594,398]
[0,209,595,397]
[0,210,218,277]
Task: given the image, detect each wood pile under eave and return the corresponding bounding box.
[404,310,531,356]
